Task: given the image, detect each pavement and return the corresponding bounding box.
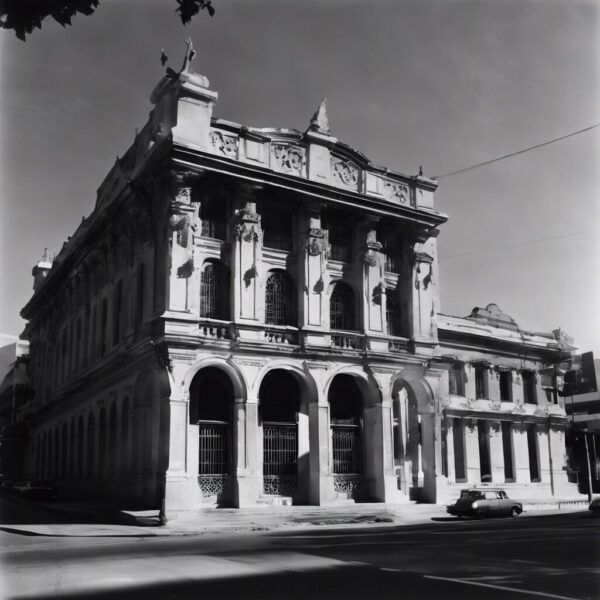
[0,490,590,538]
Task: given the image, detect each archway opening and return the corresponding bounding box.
[328,374,364,500]
[189,367,234,500]
[259,370,300,496]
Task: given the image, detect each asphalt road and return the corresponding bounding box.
[1,496,598,600]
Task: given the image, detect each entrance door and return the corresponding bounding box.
[259,370,300,497]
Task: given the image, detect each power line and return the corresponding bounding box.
[434,123,600,179]
[439,224,600,261]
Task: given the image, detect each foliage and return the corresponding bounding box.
[0,0,215,42]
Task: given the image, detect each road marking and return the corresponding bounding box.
[423,575,582,600]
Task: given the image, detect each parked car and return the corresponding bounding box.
[10,479,57,501]
[447,487,523,518]
[589,497,600,515]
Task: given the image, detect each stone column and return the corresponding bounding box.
[361,222,384,336]
[464,419,481,484]
[232,188,263,327]
[537,425,551,485]
[167,185,195,312]
[488,420,504,483]
[233,397,260,507]
[445,417,456,482]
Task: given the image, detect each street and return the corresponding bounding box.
[1,495,598,600]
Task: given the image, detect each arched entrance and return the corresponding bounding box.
[328,375,364,501]
[259,370,300,497]
[189,367,234,504]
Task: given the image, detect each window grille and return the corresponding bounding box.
[262,209,293,251]
[332,425,362,475]
[330,282,355,331]
[200,195,227,239]
[386,288,401,336]
[502,422,514,481]
[200,262,230,320]
[453,420,466,481]
[198,422,230,476]
[265,271,295,326]
[263,423,298,495]
[527,425,540,482]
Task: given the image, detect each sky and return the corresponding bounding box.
[1,0,599,355]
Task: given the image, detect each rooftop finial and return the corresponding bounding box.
[308,98,330,135]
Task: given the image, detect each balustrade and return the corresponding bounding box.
[331,331,364,350]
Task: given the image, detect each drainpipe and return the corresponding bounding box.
[547,416,554,498]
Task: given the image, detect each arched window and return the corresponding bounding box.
[265,271,296,326]
[200,261,230,320]
[330,282,355,331]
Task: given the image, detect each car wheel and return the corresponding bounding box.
[511,507,520,517]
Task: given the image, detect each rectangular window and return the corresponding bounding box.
[383,235,402,273]
[449,365,465,396]
[386,289,401,337]
[478,421,491,482]
[501,422,514,482]
[475,366,486,400]
[453,420,466,481]
[200,193,227,239]
[261,204,293,251]
[523,371,537,404]
[325,215,352,263]
[527,425,540,482]
[499,371,512,402]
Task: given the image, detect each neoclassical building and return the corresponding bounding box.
[17,44,580,513]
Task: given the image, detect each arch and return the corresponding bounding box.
[254,362,318,405]
[183,357,247,402]
[265,270,296,326]
[329,281,356,331]
[189,367,234,424]
[258,369,300,423]
[200,260,230,320]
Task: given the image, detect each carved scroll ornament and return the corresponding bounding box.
[331,157,359,187]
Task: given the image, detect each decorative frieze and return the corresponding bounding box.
[384,181,410,205]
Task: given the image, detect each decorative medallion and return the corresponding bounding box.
[331,157,359,187]
[210,131,238,159]
[307,237,324,256]
[272,143,304,174]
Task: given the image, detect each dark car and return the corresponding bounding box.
[447,487,523,518]
[589,497,600,515]
[11,479,57,501]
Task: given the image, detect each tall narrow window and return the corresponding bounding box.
[136,263,145,326]
[499,371,512,402]
[453,420,466,482]
[501,422,514,482]
[330,282,355,331]
[200,261,230,320]
[265,271,296,326]
[523,371,537,404]
[325,215,352,262]
[382,233,402,273]
[200,193,227,239]
[449,364,465,396]
[475,366,486,399]
[527,425,540,482]
[262,204,293,251]
[100,298,108,356]
[75,317,81,372]
[478,421,491,482]
[113,280,123,346]
[386,288,401,337]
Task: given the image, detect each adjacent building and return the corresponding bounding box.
[15,43,581,514]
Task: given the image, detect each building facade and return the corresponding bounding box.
[16,45,580,513]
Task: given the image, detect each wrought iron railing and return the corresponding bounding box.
[263,422,297,495]
[198,421,230,497]
[332,423,363,498]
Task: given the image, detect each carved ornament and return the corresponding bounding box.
[272,143,304,174]
[307,237,324,256]
[331,157,359,187]
[210,131,238,159]
[384,181,409,205]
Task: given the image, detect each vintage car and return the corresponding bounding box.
[447,487,523,518]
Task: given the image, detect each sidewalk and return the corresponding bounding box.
[0,492,590,538]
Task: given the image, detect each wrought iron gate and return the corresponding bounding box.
[263,422,297,495]
[332,423,363,496]
[198,421,230,496]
